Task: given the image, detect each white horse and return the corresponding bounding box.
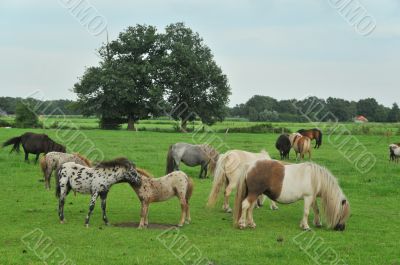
[56,157,141,227]
[207,150,278,212]
[234,160,350,231]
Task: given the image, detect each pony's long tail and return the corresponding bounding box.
[2,136,22,153]
[207,154,226,207]
[233,169,248,228]
[186,177,194,203]
[55,168,62,198]
[40,155,47,177]
[317,129,322,148]
[166,145,174,174]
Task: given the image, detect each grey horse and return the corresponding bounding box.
[166,143,219,178]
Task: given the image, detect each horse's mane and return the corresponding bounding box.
[260,149,271,159]
[306,162,349,228]
[136,167,153,178]
[74,153,92,167]
[200,145,220,175]
[96,157,134,169]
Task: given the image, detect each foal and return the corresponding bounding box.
[56,157,141,227]
[130,169,193,229]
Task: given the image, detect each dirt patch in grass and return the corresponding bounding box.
[113,222,177,229]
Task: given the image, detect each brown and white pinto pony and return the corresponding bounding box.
[40,152,92,190]
[297,128,323,149]
[234,160,350,231]
[130,169,193,229]
[289,133,312,160]
[207,150,278,213]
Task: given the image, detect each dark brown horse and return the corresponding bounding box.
[297,128,322,149]
[3,132,66,163]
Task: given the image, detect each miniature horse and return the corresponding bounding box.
[166,143,219,178]
[56,157,141,227]
[289,133,312,160]
[130,168,193,229]
[234,160,350,231]
[389,144,400,163]
[3,132,66,163]
[298,128,323,149]
[275,134,291,160]
[40,152,92,190]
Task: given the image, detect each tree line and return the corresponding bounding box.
[229,95,400,122]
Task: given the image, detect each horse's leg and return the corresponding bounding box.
[238,195,257,229]
[185,201,191,224]
[198,165,203,179]
[247,200,257,228]
[178,196,187,227]
[138,201,148,229]
[300,196,313,230]
[85,192,98,228]
[58,194,66,224]
[24,151,29,163]
[100,192,109,225]
[223,182,235,213]
[203,164,208,179]
[35,153,40,164]
[269,200,279,210]
[312,199,322,228]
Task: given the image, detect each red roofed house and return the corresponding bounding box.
[354,115,368,123]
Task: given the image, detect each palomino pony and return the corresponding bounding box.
[56,157,141,227]
[289,133,312,160]
[166,143,219,178]
[130,169,193,229]
[298,128,323,149]
[40,152,92,190]
[207,150,278,212]
[3,132,66,163]
[234,160,350,231]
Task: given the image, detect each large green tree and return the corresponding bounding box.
[388,103,400,122]
[162,23,230,129]
[74,25,165,130]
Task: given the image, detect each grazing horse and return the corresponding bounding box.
[166,143,219,178]
[207,150,278,212]
[298,128,323,149]
[275,134,291,160]
[234,160,350,231]
[130,169,193,229]
[56,157,141,227]
[3,132,66,163]
[289,133,311,160]
[389,144,400,163]
[40,152,92,190]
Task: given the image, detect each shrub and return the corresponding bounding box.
[14,101,41,128]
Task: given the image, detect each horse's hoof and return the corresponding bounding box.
[248,223,257,229]
[85,224,89,228]
[177,224,183,227]
[225,208,232,213]
[60,220,64,224]
[185,220,190,225]
[270,205,279,211]
[314,222,322,228]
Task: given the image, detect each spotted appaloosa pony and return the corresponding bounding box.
[289,133,312,160]
[3,132,66,163]
[40,152,92,190]
[298,128,323,149]
[130,169,193,229]
[207,150,278,213]
[166,143,219,178]
[234,160,350,231]
[389,144,400,162]
[56,157,141,227]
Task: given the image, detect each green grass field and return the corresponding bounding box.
[0,127,399,265]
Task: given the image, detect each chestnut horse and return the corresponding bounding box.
[297,128,322,149]
[289,133,312,160]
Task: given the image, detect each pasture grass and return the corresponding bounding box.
[0,127,399,265]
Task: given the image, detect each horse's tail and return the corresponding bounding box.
[186,177,194,203]
[2,136,22,153]
[207,154,227,207]
[55,167,63,198]
[40,155,47,176]
[317,129,322,147]
[233,167,248,228]
[166,145,175,174]
[74,153,92,167]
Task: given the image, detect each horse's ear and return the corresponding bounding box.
[341,199,347,205]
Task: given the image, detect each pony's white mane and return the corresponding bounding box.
[307,162,349,228]
[260,149,271,159]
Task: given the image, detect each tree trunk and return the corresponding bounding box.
[181,119,187,132]
[127,115,135,131]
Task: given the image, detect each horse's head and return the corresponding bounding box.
[55,143,66,153]
[334,199,350,231]
[123,163,141,187]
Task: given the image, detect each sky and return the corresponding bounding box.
[0,0,399,107]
